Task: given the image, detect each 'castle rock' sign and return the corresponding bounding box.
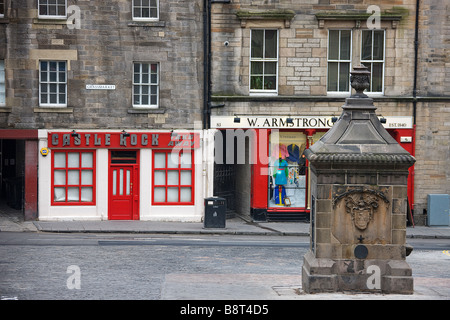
[48,132,200,149]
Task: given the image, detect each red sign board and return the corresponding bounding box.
[48,132,200,149]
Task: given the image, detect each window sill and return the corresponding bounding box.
[0,107,12,112]
[34,107,73,113]
[127,21,165,28]
[128,107,166,114]
[33,18,68,25]
[0,18,10,24]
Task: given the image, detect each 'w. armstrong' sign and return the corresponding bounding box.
[48,132,200,149]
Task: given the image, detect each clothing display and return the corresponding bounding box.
[286,143,300,163]
[274,185,286,205]
[271,143,289,159]
[273,158,288,185]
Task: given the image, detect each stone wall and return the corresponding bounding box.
[0,0,204,129]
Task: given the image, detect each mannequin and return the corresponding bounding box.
[273,156,288,205]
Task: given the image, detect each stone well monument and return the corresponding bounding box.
[302,65,416,294]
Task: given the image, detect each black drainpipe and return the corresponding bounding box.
[412,0,420,125]
[203,0,230,130]
[202,0,210,130]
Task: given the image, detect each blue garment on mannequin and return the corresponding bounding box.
[274,159,288,185]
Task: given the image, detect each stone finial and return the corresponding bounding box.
[350,64,371,98]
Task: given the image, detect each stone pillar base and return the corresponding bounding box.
[302,251,413,294]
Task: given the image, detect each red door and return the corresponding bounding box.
[108,151,139,220]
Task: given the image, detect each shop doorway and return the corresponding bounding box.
[0,140,25,211]
[108,150,139,220]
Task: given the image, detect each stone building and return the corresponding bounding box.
[209,0,449,225]
[0,0,207,221]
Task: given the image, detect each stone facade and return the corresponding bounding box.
[210,0,450,225]
[0,0,204,130]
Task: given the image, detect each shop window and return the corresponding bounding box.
[38,0,67,18]
[152,150,194,205]
[52,151,95,205]
[327,30,352,93]
[133,0,159,20]
[39,60,67,107]
[269,132,307,208]
[133,62,159,108]
[361,29,385,93]
[250,29,278,94]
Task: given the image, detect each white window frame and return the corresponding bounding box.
[132,0,159,21]
[133,62,159,109]
[360,29,386,95]
[38,0,67,19]
[249,29,279,96]
[39,60,67,107]
[0,60,5,106]
[327,29,352,96]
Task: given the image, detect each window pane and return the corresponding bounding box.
[264,62,277,75]
[167,187,178,202]
[251,62,263,75]
[54,153,66,168]
[371,62,383,92]
[339,62,350,92]
[251,30,263,58]
[250,76,263,90]
[154,171,166,185]
[180,152,192,168]
[167,171,179,185]
[264,30,277,59]
[154,153,166,168]
[81,170,93,185]
[361,30,372,60]
[54,187,66,202]
[264,76,276,90]
[340,30,351,60]
[180,187,192,202]
[327,62,338,91]
[328,30,339,60]
[81,153,93,168]
[167,153,179,168]
[68,187,79,201]
[180,171,191,185]
[54,170,66,185]
[68,170,79,185]
[68,153,79,168]
[373,30,384,60]
[154,187,165,202]
[81,187,93,202]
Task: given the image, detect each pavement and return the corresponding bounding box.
[0,204,449,238]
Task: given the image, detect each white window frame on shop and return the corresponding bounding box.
[249,29,279,95]
[327,29,352,94]
[361,29,385,94]
[133,62,159,108]
[39,60,67,107]
[132,0,159,21]
[38,0,67,19]
[52,150,96,205]
[0,60,5,106]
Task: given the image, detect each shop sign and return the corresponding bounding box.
[48,132,200,149]
[211,116,413,129]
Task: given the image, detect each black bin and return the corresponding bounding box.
[204,197,226,228]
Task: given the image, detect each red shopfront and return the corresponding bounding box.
[211,116,415,222]
[44,131,200,221]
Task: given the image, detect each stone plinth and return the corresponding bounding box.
[302,65,416,294]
